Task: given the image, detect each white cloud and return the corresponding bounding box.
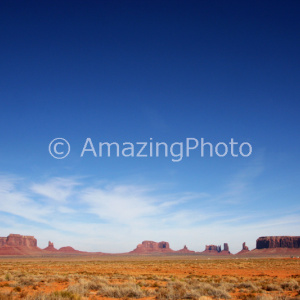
[0,176,53,223]
[80,184,187,225]
[30,177,80,202]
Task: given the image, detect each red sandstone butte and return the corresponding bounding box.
[6,234,37,247]
[202,244,221,255]
[43,241,58,252]
[130,241,174,254]
[220,243,231,255]
[177,245,195,254]
[256,236,300,249]
[202,243,231,255]
[58,246,85,253]
[0,234,42,255]
[243,237,300,256]
[236,242,250,255]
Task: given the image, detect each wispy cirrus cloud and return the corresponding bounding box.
[30,177,80,203]
[0,176,53,223]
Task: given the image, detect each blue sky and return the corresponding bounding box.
[0,1,299,253]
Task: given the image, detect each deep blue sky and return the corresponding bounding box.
[0,1,299,253]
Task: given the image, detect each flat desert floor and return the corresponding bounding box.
[0,256,299,299]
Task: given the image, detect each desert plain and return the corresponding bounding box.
[0,255,299,300]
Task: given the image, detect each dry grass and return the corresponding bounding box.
[97,282,145,298]
[0,257,299,299]
[280,279,299,291]
[26,291,82,299]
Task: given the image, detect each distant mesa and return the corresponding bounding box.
[0,234,42,255]
[202,243,231,255]
[131,241,196,254]
[209,245,219,252]
[0,234,37,248]
[203,244,221,253]
[130,241,174,253]
[256,236,300,249]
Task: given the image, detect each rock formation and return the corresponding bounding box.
[202,243,231,255]
[1,233,300,257]
[223,243,229,252]
[58,246,82,253]
[202,245,220,255]
[220,243,231,255]
[236,242,250,255]
[204,245,221,252]
[0,237,6,247]
[242,242,249,251]
[0,234,37,248]
[0,234,41,255]
[256,236,300,249]
[177,245,195,253]
[0,234,88,255]
[131,241,174,253]
[44,241,58,252]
